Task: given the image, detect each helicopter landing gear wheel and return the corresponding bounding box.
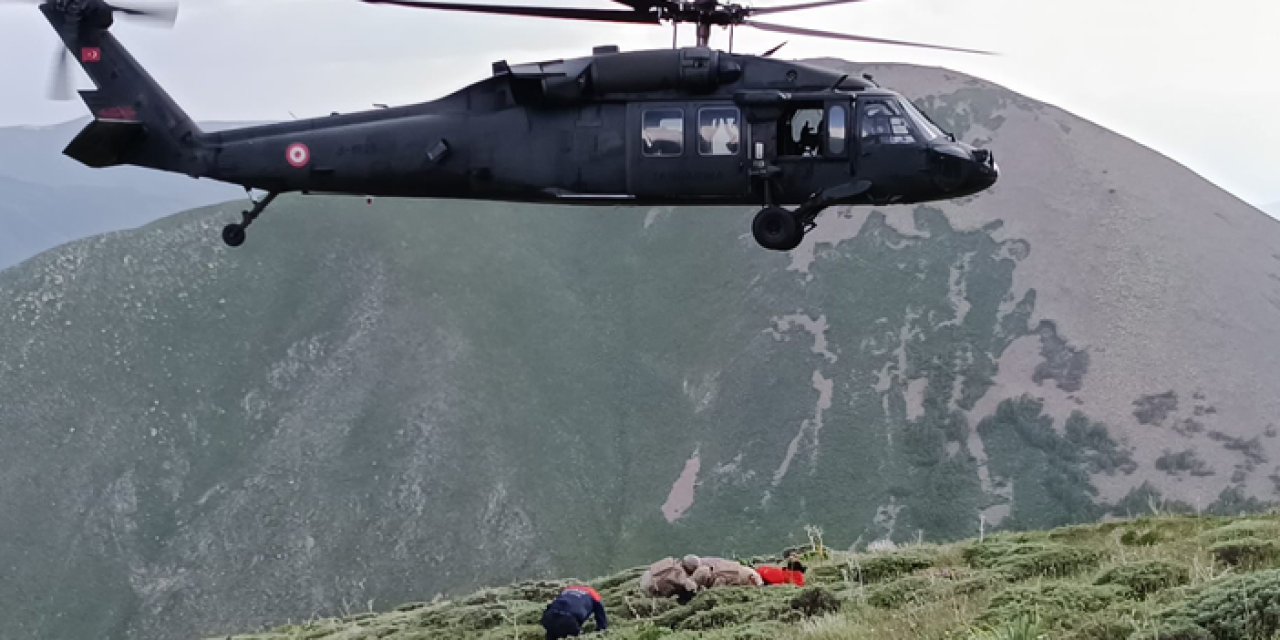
[222,191,280,247]
[752,206,803,251]
[221,223,247,247]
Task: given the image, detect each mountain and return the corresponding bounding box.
[0,120,245,270]
[212,512,1280,640]
[2,60,1279,640]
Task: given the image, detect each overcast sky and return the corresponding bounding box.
[1,0,1277,207]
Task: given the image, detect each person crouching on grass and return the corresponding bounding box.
[541,584,608,639]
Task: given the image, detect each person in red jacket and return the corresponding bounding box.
[755,555,807,587]
[541,585,609,639]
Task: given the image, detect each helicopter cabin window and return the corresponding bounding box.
[642,109,684,157]
[698,107,741,156]
[779,104,826,157]
[859,99,916,145]
[828,104,848,155]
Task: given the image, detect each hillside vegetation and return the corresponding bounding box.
[218,513,1280,640]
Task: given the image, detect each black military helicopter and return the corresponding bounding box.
[21,0,998,251]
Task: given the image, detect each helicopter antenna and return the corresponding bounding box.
[361,0,996,53]
[761,41,787,57]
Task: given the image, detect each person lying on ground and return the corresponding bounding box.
[640,554,707,605]
[756,554,807,586]
[691,556,765,588]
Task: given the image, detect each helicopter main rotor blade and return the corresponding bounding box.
[0,0,181,24]
[743,19,995,54]
[748,0,867,16]
[610,0,662,8]
[107,1,179,26]
[362,0,661,24]
[48,45,73,100]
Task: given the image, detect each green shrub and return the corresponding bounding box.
[978,583,1127,629]
[790,586,842,617]
[864,575,940,608]
[1094,560,1189,598]
[808,564,846,583]
[1127,617,1211,640]
[963,540,1101,580]
[1119,528,1161,546]
[592,568,645,592]
[851,548,938,583]
[613,595,681,619]
[1198,519,1280,544]
[1151,569,1280,639]
[652,587,789,630]
[967,614,1048,640]
[1208,537,1280,568]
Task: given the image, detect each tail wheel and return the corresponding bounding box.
[752,207,803,251]
[221,223,246,247]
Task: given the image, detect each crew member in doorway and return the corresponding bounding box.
[540,585,609,639]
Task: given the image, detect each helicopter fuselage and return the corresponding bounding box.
[43,1,997,250]
[203,48,996,208]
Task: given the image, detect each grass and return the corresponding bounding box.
[212,513,1280,640]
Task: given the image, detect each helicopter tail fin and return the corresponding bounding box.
[40,3,208,176]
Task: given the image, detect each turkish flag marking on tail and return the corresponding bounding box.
[81,47,102,63]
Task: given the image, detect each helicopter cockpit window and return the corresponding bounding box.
[780,104,825,157]
[642,109,684,157]
[698,107,741,156]
[900,99,945,142]
[859,99,916,145]
[828,104,848,155]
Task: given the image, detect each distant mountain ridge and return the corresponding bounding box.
[0,119,251,269]
[2,61,1278,640]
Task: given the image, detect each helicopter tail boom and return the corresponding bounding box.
[40,2,208,177]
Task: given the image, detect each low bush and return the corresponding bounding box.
[851,547,938,583]
[963,540,1101,580]
[1094,560,1189,598]
[1208,537,1280,568]
[1157,569,1280,639]
[978,582,1128,630]
[790,586,842,617]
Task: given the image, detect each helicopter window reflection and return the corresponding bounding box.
[642,109,684,157]
[859,99,916,145]
[828,104,847,154]
[698,107,741,156]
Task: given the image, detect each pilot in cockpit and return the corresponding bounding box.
[861,102,893,140]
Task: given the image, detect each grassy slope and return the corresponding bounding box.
[216,512,1280,640]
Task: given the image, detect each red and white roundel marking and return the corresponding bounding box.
[285,143,311,168]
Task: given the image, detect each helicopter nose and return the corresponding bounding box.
[927,142,998,196]
[969,148,998,191]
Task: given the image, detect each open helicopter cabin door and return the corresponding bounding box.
[770,99,853,196]
[626,103,750,198]
[739,95,854,201]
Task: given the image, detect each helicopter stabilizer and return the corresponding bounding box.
[23,0,206,176]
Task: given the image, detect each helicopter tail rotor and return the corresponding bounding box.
[3,0,179,100]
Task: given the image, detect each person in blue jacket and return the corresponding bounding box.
[541,584,609,639]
